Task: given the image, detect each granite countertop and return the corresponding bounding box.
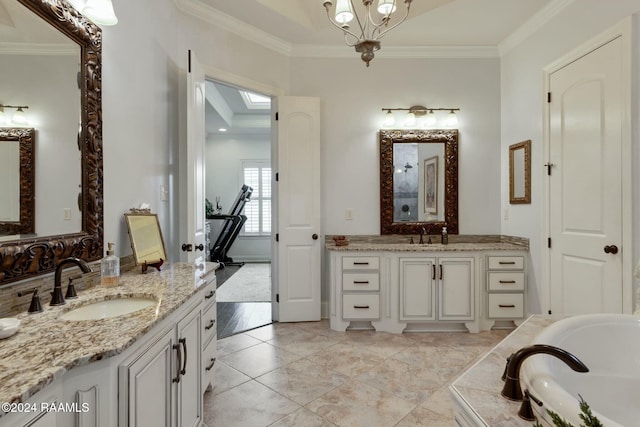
[449,315,559,426]
[325,235,529,252]
[0,261,218,408]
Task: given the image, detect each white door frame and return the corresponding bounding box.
[201,64,285,320]
[541,18,634,315]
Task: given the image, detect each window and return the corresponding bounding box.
[241,160,271,235]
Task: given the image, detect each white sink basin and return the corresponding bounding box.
[60,298,157,321]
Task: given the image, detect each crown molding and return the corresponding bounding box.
[0,42,78,55]
[173,0,293,56]
[498,0,576,56]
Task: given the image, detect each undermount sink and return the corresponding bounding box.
[59,298,157,321]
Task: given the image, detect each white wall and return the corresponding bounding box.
[500,0,640,314]
[289,56,502,236]
[205,134,271,261]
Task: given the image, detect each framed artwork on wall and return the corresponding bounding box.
[424,155,438,215]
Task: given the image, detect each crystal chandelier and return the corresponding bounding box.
[323,0,413,67]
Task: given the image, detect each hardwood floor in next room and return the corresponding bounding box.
[216,264,272,339]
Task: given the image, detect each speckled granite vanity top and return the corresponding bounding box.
[0,262,218,406]
[325,234,528,252]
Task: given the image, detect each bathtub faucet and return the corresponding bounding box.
[501,344,589,401]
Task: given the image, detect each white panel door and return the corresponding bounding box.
[276,97,321,322]
[180,50,206,263]
[549,37,623,315]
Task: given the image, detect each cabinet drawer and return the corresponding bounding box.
[488,272,525,291]
[342,256,379,270]
[202,302,217,349]
[342,294,380,319]
[200,279,217,310]
[488,256,524,270]
[202,339,217,393]
[488,294,524,318]
[343,273,379,291]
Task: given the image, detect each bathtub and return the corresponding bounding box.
[520,314,640,427]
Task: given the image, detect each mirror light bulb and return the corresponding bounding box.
[404,112,416,127]
[446,110,458,127]
[424,110,437,127]
[12,108,28,126]
[383,110,395,127]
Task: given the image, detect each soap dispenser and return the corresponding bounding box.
[441,226,448,245]
[101,242,120,287]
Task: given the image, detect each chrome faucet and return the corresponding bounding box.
[501,344,589,401]
[51,257,92,306]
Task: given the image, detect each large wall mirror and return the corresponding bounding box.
[0,0,103,285]
[380,129,458,235]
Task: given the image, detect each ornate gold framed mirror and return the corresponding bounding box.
[0,128,35,236]
[380,129,459,235]
[509,140,531,204]
[0,0,103,285]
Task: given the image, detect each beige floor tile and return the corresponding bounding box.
[217,333,263,357]
[305,381,416,427]
[268,407,338,427]
[267,331,344,357]
[203,381,300,427]
[395,406,453,427]
[220,342,301,378]
[420,385,455,418]
[306,341,387,377]
[341,331,416,358]
[212,360,251,396]
[257,359,348,405]
[245,324,277,341]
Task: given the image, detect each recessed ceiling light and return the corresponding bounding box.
[218,128,227,132]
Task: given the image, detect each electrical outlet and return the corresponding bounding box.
[503,207,509,220]
[63,208,71,220]
[160,185,169,202]
[346,208,353,220]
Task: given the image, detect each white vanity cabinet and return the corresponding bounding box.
[484,254,526,328]
[118,298,202,427]
[399,256,475,322]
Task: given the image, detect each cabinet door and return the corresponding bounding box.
[399,258,436,321]
[439,257,474,321]
[177,308,202,427]
[119,329,174,427]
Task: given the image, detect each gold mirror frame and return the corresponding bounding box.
[124,212,167,267]
[0,0,103,285]
[509,140,531,204]
[0,128,35,235]
[380,129,459,235]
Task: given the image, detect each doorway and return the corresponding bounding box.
[204,79,273,338]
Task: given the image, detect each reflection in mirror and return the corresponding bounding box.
[0,0,103,286]
[381,129,458,235]
[509,140,531,204]
[125,212,167,271]
[392,143,445,222]
[0,128,34,237]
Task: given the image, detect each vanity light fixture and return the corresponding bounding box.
[323,0,413,67]
[83,0,118,26]
[381,105,460,128]
[0,104,29,126]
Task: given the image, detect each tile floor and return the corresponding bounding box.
[203,320,511,427]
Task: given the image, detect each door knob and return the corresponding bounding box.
[604,245,619,254]
[194,244,204,251]
[312,233,319,240]
[181,243,193,252]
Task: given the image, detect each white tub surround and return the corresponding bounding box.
[326,235,528,333]
[450,315,559,426]
[0,261,218,427]
[521,314,640,427]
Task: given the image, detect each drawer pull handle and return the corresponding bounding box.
[179,338,188,376]
[172,343,182,383]
[499,261,516,265]
[205,319,216,330]
[205,290,215,300]
[353,262,370,265]
[353,281,370,284]
[499,280,516,284]
[432,264,436,280]
[499,304,516,308]
[205,357,216,371]
[439,264,443,281]
[354,305,370,309]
